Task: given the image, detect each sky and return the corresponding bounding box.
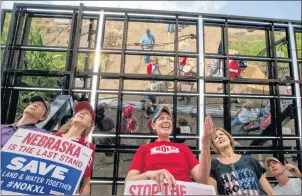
[1,1,301,21]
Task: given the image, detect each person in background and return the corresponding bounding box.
[143,92,158,119]
[140,28,155,65]
[208,41,223,77]
[146,119,157,143]
[231,101,258,134]
[178,56,188,74]
[146,57,163,111]
[147,57,160,75]
[120,105,139,146]
[178,43,189,75]
[1,96,51,147]
[208,127,275,195]
[229,59,248,79]
[167,24,174,33]
[126,105,213,193]
[258,100,272,131]
[265,157,301,195]
[217,59,248,91]
[95,103,115,133]
[120,105,139,133]
[94,103,116,156]
[174,116,190,143]
[56,101,95,195]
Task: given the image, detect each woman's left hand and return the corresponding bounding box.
[202,115,214,145]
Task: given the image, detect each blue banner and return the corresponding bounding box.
[1,152,82,195]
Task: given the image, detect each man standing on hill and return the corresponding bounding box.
[1,96,51,147]
[140,28,155,65]
[229,59,248,79]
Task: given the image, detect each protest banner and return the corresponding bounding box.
[124,180,216,195]
[1,129,93,195]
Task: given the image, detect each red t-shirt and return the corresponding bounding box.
[147,63,153,75]
[179,57,187,66]
[229,60,241,79]
[129,141,199,182]
[55,133,95,178]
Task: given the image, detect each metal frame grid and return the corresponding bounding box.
[1,3,302,194]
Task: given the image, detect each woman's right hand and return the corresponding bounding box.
[146,169,176,193]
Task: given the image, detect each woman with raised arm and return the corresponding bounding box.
[125,105,213,193]
[56,101,96,195]
[208,127,275,195]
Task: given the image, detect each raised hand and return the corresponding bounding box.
[203,115,214,144]
[285,164,301,178]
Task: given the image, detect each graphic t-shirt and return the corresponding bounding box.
[55,133,95,178]
[210,155,267,195]
[129,141,199,182]
[229,60,241,79]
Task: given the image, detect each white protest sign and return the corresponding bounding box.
[1,129,93,195]
[124,180,215,195]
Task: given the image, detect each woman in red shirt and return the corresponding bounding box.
[126,105,213,192]
[56,101,96,195]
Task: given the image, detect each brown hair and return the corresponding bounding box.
[58,119,95,138]
[210,127,235,154]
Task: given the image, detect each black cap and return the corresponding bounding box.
[97,104,106,116]
[30,96,51,119]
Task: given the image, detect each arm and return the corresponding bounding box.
[125,169,148,182]
[79,177,91,195]
[110,120,116,132]
[190,116,213,184]
[207,177,218,195]
[285,164,302,179]
[152,36,155,49]
[259,175,275,195]
[140,36,144,49]
[130,118,139,133]
[126,169,176,192]
[229,68,239,73]
[126,170,148,181]
[235,108,242,116]
[191,138,211,184]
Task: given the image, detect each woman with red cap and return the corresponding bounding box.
[56,101,96,195]
[120,105,139,133]
[126,105,213,193]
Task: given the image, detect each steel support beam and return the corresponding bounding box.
[198,15,205,152]
[68,4,84,95]
[90,11,104,107]
[288,22,302,171]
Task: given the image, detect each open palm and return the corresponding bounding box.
[203,115,214,140]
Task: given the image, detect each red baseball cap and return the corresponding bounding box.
[75,101,96,121]
[124,105,133,118]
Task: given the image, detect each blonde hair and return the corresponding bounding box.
[58,119,95,138]
[151,57,158,63]
[210,127,235,154]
